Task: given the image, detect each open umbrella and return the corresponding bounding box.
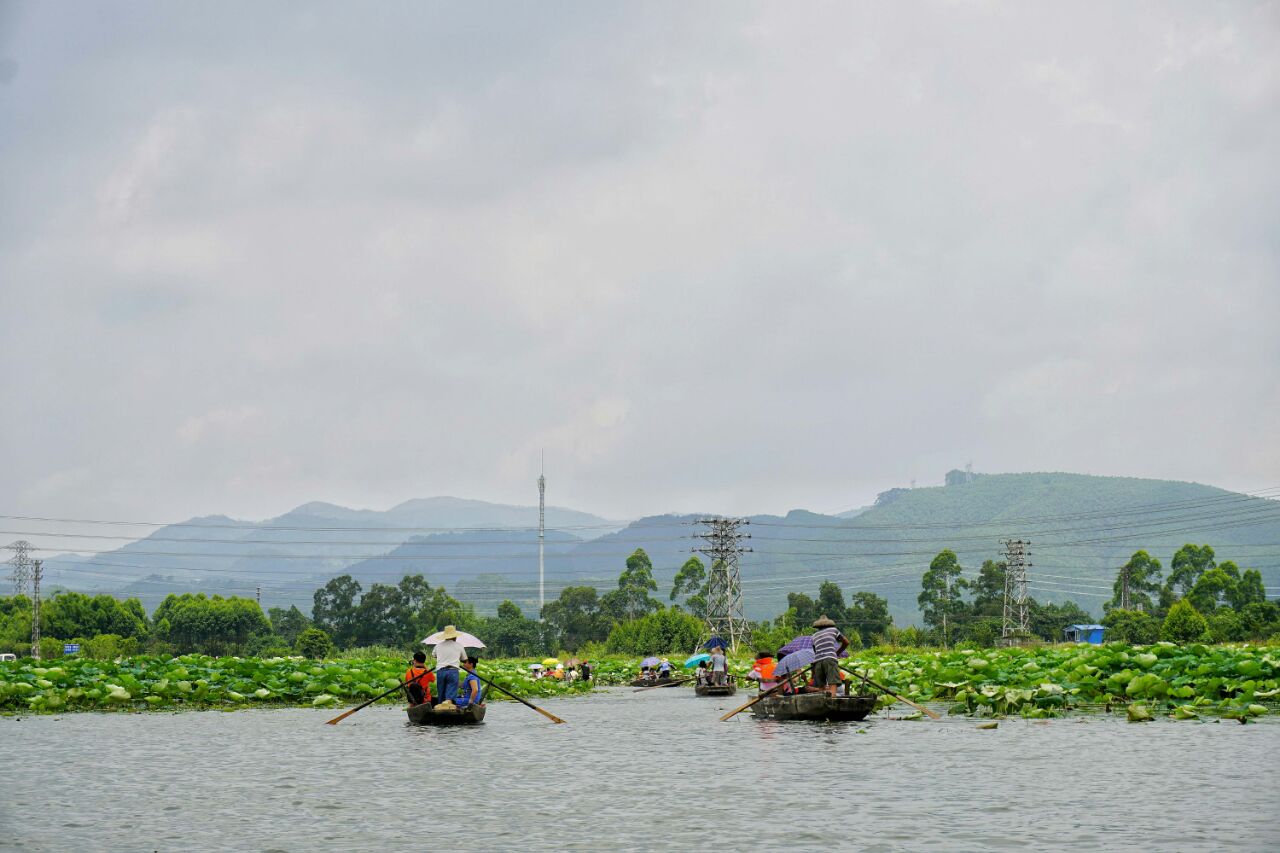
[777,634,848,658]
[773,648,815,677]
[640,656,661,668]
[777,635,812,656]
[542,658,560,667]
[421,628,486,648]
[566,658,582,667]
[528,663,544,670]
[684,653,711,668]
[703,637,726,650]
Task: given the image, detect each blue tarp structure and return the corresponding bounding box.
[1064,624,1106,644]
[703,637,726,650]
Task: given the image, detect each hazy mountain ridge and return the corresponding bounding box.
[36,474,1279,625]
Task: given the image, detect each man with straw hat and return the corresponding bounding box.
[811,615,850,698]
[433,625,466,705]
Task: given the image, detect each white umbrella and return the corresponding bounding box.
[421,629,486,648]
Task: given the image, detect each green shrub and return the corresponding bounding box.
[295,628,334,659]
[1103,610,1159,645]
[1161,600,1209,643]
[1206,610,1245,643]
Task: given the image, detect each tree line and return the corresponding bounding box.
[1,541,1274,660]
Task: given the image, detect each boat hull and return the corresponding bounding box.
[694,684,737,697]
[750,693,876,722]
[405,703,486,726]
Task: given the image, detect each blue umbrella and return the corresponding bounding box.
[773,648,815,677]
[640,656,661,668]
[684,653,711,668]
[703,637,726,650]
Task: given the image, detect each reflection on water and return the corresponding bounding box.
[2,687,1277,852]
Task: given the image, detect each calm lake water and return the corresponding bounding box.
[2,687,1277,852]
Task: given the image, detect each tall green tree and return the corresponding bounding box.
[919,550,968,646]
[1105,550,1163,613]
[542,586,609,651]
[312,575,363,648]
[1166,544,1215,602]
[846,591,892,645]
[483,600,544,657]
[1187,565,1239,614]
[268,606,312,645]
[971,560,1007,618]
[816,581,851,629]
[670,556,708,619]
[786,592,818,629]
[601,549,661,622]
[1231,569,1267,610]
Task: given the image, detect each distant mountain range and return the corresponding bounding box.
[40,473,1280,625]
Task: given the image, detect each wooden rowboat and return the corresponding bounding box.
[629,678,658,687]
[694,683,737,697]
[405,703,486,726]
[749,692,876,722]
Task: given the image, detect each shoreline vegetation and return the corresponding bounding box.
[3,643,1276,722]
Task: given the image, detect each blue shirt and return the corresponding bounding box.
[455,671,483,708]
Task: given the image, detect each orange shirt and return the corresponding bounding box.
[405,666,435,695]
[752,658,777,680]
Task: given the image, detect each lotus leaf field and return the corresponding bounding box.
[851,642,1280,721]
[2,643,1277,721]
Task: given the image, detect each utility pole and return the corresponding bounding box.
[538,453,546,615]
[31,559,42,660]
[694,517,752,651]
[1119,561,1131,611]
[6,540,33,596]
[1001,539,1031,644]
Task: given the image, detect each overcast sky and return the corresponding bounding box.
[1,1,1278,526]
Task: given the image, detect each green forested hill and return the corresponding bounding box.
[737,472,1280,626]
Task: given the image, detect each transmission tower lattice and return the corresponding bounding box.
[7,540,33,596]
[31,559,43,660]
[1001,539,1031,641]
[694,518,752,651]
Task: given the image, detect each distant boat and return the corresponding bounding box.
[694,683,737,697]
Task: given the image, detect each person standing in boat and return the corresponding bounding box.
[455,655,484,709]
[709,647,728,686]
[658,658,672,680]
[811,615,850,698]
[404,650,435,707]
[433,625,466,703]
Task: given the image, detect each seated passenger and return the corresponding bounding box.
[404,651,435,706]
[455,656,485,709]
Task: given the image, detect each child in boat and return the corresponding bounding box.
[695,660,710,685]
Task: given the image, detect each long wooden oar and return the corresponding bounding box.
[474,670,565,724]
[720,666,810,721]
[840,664,940,720]
[326,671,424,725]
[633,676,694,692]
